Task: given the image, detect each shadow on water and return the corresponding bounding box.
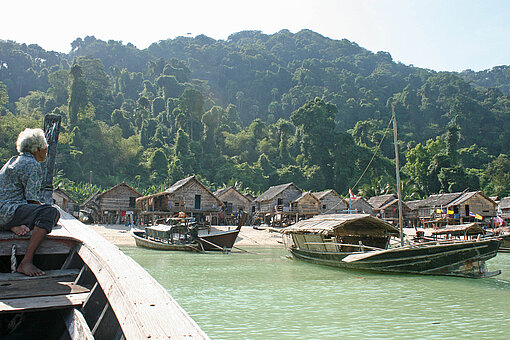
[122,246,510,340]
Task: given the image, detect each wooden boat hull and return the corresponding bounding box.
[1,211,209,339]
[288,238,501,278]
[499,234,510,253]
[131,230,202,252]
[199,228,240,251]
[131,228,241,252]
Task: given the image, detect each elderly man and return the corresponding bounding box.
[0,128,60,276]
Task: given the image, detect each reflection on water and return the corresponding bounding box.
[122,246,510,339]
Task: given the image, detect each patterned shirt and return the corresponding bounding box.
[0,153,42,226]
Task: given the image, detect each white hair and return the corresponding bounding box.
[16,128,48,153]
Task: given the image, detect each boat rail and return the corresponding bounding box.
[303,242,384,251]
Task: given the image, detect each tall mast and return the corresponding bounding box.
[391,104,404,246]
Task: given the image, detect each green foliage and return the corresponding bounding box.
[0,32,509,198]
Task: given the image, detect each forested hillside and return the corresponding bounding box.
[1,29,509,202]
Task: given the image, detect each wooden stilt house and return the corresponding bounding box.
[52,188,79,217]
[313,190,348,214]
[368,194,412,226]
[136,176,223,226]
[411,191,497,228]
[253,183,303,226]
[214,186,252,224]
[80,183,142,224]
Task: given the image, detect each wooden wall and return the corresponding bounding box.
[318,193,347,214]
[257,186,302,213]
[217,189,251,214]
[100,186,140,212]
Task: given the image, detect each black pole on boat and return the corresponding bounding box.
[40,114,61,204]
[392,104,405,247]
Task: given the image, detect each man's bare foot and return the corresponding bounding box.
[17,262,45,276]
[11,225,30,236]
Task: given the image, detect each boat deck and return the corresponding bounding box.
[0,269,88,312]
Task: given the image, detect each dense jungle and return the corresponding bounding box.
[1,29,509,203]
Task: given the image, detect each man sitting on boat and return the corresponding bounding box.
[0,128,60,276]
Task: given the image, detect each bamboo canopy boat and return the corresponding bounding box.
[282,106,502,279]
[282,214,501,278]
[131,213,246,252]
[0,210,209,339]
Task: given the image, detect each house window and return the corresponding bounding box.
[322,204,327,210]
[129,197,136,208]
[465,205,470,216]
[252,206,256,213]
[277,198,283,206]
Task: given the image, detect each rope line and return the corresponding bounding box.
[351,116,394,191]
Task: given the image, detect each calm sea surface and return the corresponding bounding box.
[121,246,510,339]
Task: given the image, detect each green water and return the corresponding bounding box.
[122,246,510,339]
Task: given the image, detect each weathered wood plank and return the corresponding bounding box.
[57,210,209,339]
[0,269,80,282]
[0,293,89,312]
[61,308,95,340]
[0,277,89,299]
[0,236,74,256]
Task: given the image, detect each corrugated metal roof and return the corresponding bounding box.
[282,214,399,235]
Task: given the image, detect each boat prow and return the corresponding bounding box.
[1,210,209,339]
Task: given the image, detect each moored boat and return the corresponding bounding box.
[282,214,501,278]
[132,214,245,252]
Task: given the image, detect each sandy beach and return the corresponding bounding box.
[87,223,283,247]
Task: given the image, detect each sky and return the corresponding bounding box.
[1,0,509,72]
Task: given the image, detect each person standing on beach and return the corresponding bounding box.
[0,128,60,276]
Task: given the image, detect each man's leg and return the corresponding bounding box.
[6,204,60,276]
[16,226,48,276]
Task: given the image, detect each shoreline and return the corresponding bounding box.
[87,223,284,247]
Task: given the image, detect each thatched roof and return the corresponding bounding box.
[98,182,142,198]
[282,214,399,235]
[137,176,223,206]
[431,223,484,236]
[294,191,320,203]
[368,194,397,210]
[419,192,464,208]
[313,189,342,201]
[53,187,77,204]
[214,186,232,197]
[447,191,496,207]
[500,197,510,210]
[405,199,423,211]
[254,183,301,202]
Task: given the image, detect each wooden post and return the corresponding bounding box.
[40,114,61,204]
[392,105,405,246]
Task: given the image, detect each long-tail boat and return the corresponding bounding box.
[282,214,501,278]
[131,213,246,252]
[0,211,209,339]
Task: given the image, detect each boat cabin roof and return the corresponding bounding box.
[282,214,399,236]
[431,223,484,236]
